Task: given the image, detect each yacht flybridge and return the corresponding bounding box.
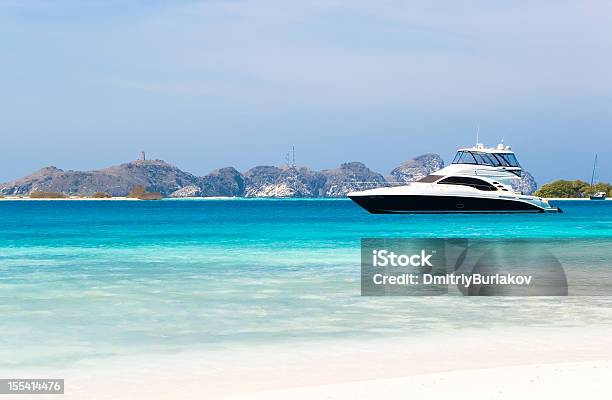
[348,143,561,214]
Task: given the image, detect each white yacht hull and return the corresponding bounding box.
[348,183,561,214]
[349,193,560,214]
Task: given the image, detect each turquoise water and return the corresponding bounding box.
[1,199,612,368]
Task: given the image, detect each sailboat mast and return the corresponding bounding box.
[590,154,598,187]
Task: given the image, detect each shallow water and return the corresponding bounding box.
[1,199,611,367]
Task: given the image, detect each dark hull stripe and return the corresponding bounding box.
[348,194,546,214]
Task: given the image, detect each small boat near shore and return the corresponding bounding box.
[591,192,607,200]
[589,155,607,200]
[349,142,561,214]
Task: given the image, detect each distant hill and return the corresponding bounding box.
[512,170,537,195]
[243,165,324,197]
[387,153,444,183]
[0,154,539,197]
[0,160,200,197]
[320,162,386,197]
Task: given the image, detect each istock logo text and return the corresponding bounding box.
[372,249,434,267]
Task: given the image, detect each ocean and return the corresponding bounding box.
[1,199,612,368]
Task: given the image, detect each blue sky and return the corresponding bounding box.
[1,0,611,183]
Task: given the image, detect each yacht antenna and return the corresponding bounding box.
[475,125,484,149]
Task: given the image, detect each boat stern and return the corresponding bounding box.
[535,197,562,213]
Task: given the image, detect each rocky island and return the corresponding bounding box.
[0,153,538,198]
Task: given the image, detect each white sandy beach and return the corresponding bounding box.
[547,197,610,201]
[5,326,612,399]
[223,361,610,400]
[0,196,237,201]
[0,196,138,201]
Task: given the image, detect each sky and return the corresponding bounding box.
[0,0,611,184]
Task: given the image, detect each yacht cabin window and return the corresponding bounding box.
[437,176,498,191]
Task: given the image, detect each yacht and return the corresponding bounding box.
[348,143,561,214]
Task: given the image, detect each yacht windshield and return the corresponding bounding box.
[452,151,520,167]
[472,152,500,166]
[452,151,477,164]
[496,153,520,167]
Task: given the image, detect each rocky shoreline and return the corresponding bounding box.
[0,154,538,198]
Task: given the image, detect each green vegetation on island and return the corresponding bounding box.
[128,185,162,200]
[30,191,68,199]
[534,180,612,198]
